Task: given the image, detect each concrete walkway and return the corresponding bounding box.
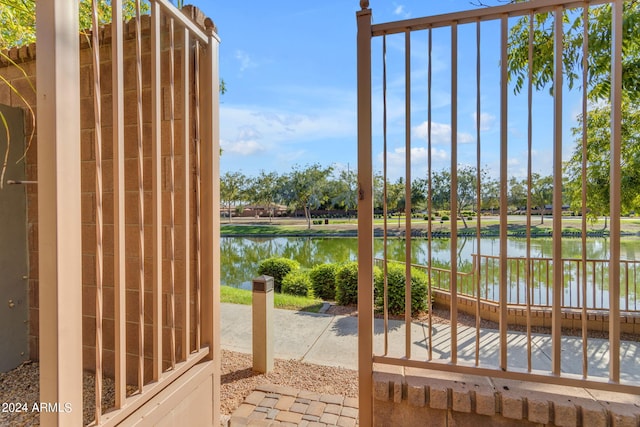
[221,303,640,382]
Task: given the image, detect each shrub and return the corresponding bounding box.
[336,262,382,305]
[441,215,449,221]
[336,262,358,305]
[309,263,338,300]
[281,270,311,297]
[257,257,300,292]
[374,263,428,315]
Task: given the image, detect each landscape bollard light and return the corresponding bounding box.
[252,275,274,373]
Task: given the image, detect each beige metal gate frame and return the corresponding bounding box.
[35,1,220,425]
[357,0,628,424]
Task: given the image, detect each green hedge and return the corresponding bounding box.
[309,263,338,300]
[335,262,359,305]
[335,262,382,306]
[257,257,300,293]
[374,263,428,315]
[281,270,311,297]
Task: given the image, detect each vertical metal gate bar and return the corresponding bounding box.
[474,19,482,367]
[200,27,222,426]
[404,29,412,359]
[525,6,533,364]
[169,16,177,370]
[551,6,564,376]
[525,40,533,362]
[182,26,192,360]
[134,0,146,391]
[426,27,433,361]
[194,40,202,351]
[499,15,508,371]
[580,0,588,369]
[625,263,629,311]
[356,5,373,426]
[91,0,104,421]
[382,35,389,356]
[450,21,459,365]
[111,0,127,407]
[151,1,163,380]
[609,0,623,383]
[633,263,638,310]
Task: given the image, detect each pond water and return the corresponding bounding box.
[221,235,640,291]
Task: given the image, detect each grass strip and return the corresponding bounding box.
[221,285,324,313]
[220,224,350,236]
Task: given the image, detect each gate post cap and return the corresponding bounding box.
[252,275,274,293]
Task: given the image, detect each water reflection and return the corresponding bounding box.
[221,236,640,306]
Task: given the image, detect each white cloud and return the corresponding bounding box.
[412,121,474,144]
[378,146,448,180]
[235,50,256,72]
[472,112,496,131]
[392,3,411,18]
[221,126,266,156]
[223,139,265,156]
[220,103,355,158]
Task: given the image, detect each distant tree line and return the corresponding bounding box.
[221,164,572,229]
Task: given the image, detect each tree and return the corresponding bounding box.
[284,164,333,229]
[508,177,527,211]
[508,2,640,103]
[0,1,149,50]
[386,178,405,228]
[564,103,640,227]
[508,2,640,218]
[410,178,428,211]
[248,170,281,223]
[220,171,247,222]
[430,170,451,212]
[330,167,358,221]
[482,177,500,214]
[530,173,554,224]
[455,165,484,228]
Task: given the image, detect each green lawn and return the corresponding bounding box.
[221,286,324,313]
[220,224,349,236]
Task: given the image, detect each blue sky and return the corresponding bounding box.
[195,1,585,180]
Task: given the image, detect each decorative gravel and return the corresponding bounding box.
[220,349,358,416]
[0,361,137,426]
[0,350,358,426]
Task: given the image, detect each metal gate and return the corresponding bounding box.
[35,1,220,425]
[0,104,28,373]
[357,0,632,424]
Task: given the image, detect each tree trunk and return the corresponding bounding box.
[539,208,544,225]
[305,206,311,229]
[603,216,608,230]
